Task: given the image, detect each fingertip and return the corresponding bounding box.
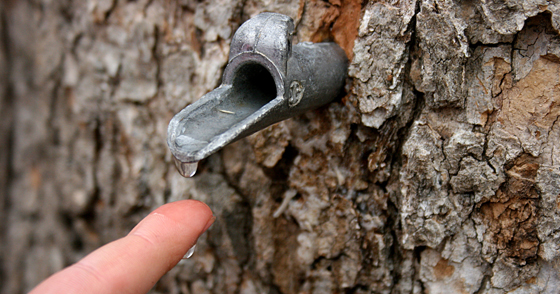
[150,199,213,222]
[130,199,214,238]
[31,199,216,294]
[203,215,216,232]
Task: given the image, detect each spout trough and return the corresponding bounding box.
[167,12,348,174]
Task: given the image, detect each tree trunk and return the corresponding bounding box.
[1,0,560,293]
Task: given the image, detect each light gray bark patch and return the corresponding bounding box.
[349,0,416,128]
[464,45,511,126]
[450,157,503,203]
[113,21,158,103]
[161,50,197,110]
[398,119,473,249]
[412,0,469,108]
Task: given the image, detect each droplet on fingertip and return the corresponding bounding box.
[183,244,196,259]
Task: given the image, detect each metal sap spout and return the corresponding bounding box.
[167,13,348,175]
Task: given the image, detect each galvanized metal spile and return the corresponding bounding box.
[167,12,348,177]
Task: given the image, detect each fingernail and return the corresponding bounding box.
[203,215,216,232]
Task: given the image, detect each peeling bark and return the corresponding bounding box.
[1,1,560,294]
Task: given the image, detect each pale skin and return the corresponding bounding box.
[30,200,215,294]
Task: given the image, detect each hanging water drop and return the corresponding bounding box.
[183,244,196,259]
[173,157,198,178]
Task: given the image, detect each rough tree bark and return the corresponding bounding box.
[1,0,560,293]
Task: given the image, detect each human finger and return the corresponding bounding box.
[30,199,215,294]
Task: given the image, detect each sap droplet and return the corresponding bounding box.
[173,157,198,178]
[183,244,196,259]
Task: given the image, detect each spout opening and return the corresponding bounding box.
[231,62,277,107]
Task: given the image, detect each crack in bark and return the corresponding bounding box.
[0,4,14,291]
